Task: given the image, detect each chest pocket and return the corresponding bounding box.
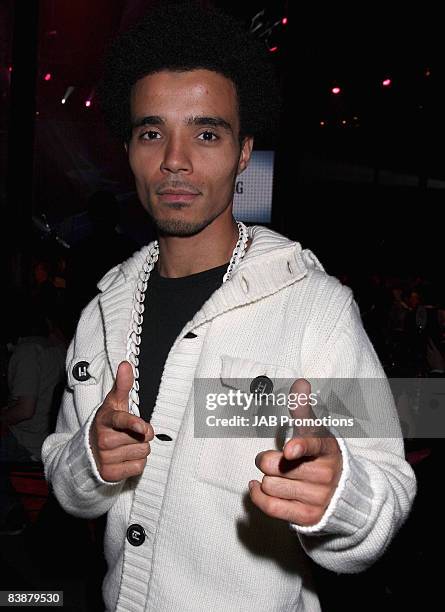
[194,355,299,495]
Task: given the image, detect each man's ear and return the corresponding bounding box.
[237,136,254,175]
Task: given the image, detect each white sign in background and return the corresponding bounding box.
[233,150,274,223]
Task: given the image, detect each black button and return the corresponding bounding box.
[250,375,274,395]
[155,433,173,441]
[184,332,197,338]
[72,361,91,382]
[126,524,145,546]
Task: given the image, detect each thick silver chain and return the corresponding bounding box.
[126,221,249,414]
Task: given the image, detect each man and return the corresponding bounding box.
[1,305,67,533]
[42,4,416,611]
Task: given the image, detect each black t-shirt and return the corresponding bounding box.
[138,262,228,422]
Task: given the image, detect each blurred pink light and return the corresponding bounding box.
[269,46,278,53]
[382,78,392,87]
[282,17,288,25]
[85,100,91,107]
[44,73,52,81]
[331,86,341,95]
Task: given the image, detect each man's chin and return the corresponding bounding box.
[154,217,212,237]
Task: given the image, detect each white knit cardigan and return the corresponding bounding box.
[42,226,416,612]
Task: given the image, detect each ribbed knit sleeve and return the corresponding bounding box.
[289,297,417,573]
[41,297,124,519]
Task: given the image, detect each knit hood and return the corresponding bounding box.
[97,225,325,293]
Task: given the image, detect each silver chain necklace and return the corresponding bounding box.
[126,221,249,414]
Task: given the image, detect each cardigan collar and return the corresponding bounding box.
[97,225,325,371]
[98,225,324,293]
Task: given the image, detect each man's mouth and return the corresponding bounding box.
[158,193,199,202]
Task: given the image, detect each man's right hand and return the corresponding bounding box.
[89,361,154,482]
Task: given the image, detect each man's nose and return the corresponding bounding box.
[160,136,192,174]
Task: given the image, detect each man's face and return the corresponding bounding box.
[127,69,253,236]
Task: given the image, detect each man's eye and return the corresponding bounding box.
[140,131,160,140]
[198,131,218,141]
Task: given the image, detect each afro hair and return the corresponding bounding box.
[97,1,282,147]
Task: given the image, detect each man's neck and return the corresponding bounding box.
[156,217,246,278]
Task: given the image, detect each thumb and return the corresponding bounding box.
[288,378,315,433]
[284,378,329,460]
[110,361,134,410]
[284,378,316,458]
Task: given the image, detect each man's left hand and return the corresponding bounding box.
[249,378,342,527]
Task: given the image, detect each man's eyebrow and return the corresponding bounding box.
[132,115,233,133]
[185,116,233,133]
[132,115,164,129]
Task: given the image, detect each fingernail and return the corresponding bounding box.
[289,444,303,459]
[133,423,145,434]
[248,480,255,491]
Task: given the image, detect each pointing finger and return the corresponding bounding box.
[107,410,151,436]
